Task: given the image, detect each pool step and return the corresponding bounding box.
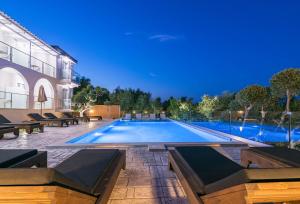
[148,144,166,152]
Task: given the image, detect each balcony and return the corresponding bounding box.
[58,98,72,110]
[0,91,28,109]
[59,68,79,88]
[0,41,56,78]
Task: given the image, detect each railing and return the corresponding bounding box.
[0,91,28,109]
[34,97,54,110]
[59,99,72,110]
[175,110,300,146]
[0,41,56,78]
[60,68,78,84]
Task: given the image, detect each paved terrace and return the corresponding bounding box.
[0,120,246,204]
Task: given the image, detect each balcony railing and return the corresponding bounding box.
[59,69,78,85]
[58,98,72,110]
[0,41,56,78]
[0,91,28,109]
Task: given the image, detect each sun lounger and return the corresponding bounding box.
[169,146,300,204]
[142,114,149,120]
[0,114,44,134]
[124,113,131,120]
[0,149,126,204]
[0,125,19,139]
[62,112,79,124]
[160,113,166,120]
[0,149,47,168]
[149,114,156,120]
[135,113,142,120]
[241,147,300,168]
[28,113,68,127]
[44,112,78,125]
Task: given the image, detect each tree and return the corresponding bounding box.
[72,86,96,116]
[73,76,92,95]
[236,85,267,124]
[197,95,218,119]
[93,86,110,105]
[270,68,300,113]
[150,97,163,114]
[167,98,180,119]
[178,98,193,120]
[215,92,235,112]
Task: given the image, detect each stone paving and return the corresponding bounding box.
[0,120,248,204]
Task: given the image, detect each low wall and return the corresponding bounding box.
[86,105,120,119]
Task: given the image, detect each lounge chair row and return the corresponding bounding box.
[124,113,166,120]
[169,146,300,204]
[0,112,81,139]
[0,148,125,203]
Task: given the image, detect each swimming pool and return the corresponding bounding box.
[67,120,231,144]
[191,121,300,142]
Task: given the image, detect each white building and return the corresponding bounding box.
[0,12,78,121]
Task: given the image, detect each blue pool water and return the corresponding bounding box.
[67,120,230,144]
[191,121,300,142]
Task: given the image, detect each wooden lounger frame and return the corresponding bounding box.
[35,120,68,127]
[14,123,44,134]
[201,182,300,204]
[0,150,126,204]
[169,150,300,204]
[240,148,291,168]
[0,127,19,139]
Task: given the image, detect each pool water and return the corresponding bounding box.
[191,121,300,142]
[67,120,230,144]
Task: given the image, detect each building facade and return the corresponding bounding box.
[0,12,78,121]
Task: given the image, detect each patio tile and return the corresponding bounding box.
[162,187,185,198]
[134,187,164,198]
[110,199,133,204]
[132,198,163,204]
[110,188,128,199]
[116,177,129,187]
[126,187,135,198]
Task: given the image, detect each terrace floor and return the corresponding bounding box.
[0,120,247,204]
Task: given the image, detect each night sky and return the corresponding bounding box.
[1,0,300,100]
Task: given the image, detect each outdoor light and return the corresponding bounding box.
[238,110,244,114]
[133,110,136,114]
[89,109,94,114]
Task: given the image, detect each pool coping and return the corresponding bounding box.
[47,118,269,148]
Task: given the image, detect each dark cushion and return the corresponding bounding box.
[0,114,11,123]
[63,112,73,118]
[54,149,120,195]
[175,146,243,185]
[251,147,300,167]
[0,149,122,196]
[0,149,38,167]
[44,113,57,119]
[28,113,45,121]
[175,146,300,194]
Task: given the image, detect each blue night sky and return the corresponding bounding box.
[1,0,300,100]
